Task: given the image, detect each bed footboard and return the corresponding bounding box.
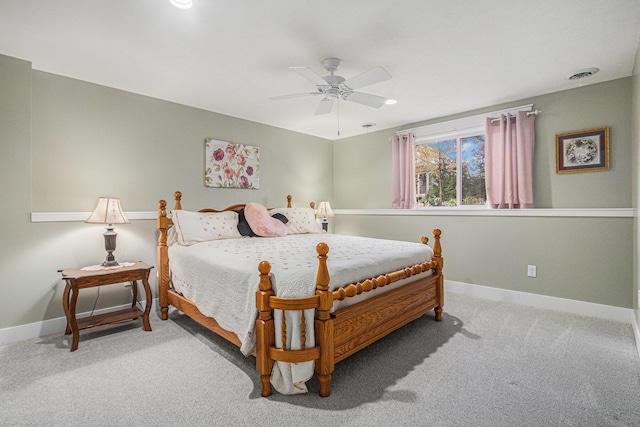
[255,243,334,397]
[255,230,443,398]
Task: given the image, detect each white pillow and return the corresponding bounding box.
[171,210,242,245]
[269,207,323,234]
[166,226,178,246]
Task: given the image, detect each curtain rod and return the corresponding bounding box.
[489,109,541,123]
[396,104,534,137]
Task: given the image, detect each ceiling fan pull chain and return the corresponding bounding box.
[337,98,340,136]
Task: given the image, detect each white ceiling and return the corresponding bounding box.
[1,0,639,140]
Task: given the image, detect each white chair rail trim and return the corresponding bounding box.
[335,208,633,218]
[31,208,634,222]
[31,211,158,222]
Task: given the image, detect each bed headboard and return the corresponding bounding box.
[157,192,307,237]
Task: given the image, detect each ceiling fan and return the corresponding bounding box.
[270,58,393,115]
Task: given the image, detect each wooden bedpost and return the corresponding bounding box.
[432,229,444,321]
[286,195,292,208]
[314,242,334,397]
[157,199,170,321]
[174,191,182,210]
[255,261,275,397]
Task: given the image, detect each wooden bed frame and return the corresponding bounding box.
[157,191,444,397]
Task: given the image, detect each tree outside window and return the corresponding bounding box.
[416,133,485,207]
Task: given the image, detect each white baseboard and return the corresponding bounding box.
[0,299,158,347]
[445,280,640,355]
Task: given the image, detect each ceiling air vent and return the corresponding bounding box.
[565,68,599,81]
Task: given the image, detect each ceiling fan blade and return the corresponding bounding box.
[343,66,392,90]
[343,92,388,109]
[290,66,329,86]
[315,97,335,115]
[270,92,320,101]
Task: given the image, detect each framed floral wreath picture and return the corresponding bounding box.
[555,127,609,174]
[205,138,260,189]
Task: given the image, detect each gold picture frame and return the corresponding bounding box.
[556,127,609,174]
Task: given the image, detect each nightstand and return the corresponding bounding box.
[59,261,154,351]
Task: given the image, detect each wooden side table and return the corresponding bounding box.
[59,261,154,351]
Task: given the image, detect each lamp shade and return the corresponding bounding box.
[316,201,334,218]
[86,197,130,225]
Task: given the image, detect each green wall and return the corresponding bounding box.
[0,55,39,329]
[632,44,640,319]
[337,214,632,308]
[334,78,632,209]
[333,78,634,308]
[0,54,333,330]
[31,71,332,212]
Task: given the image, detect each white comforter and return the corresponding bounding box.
[168,233,434,393]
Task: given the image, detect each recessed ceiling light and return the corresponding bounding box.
[385,99,397,105]
[565,68,599,81]
[170,0,193,9]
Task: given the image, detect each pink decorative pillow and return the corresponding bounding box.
[244,202,287,237]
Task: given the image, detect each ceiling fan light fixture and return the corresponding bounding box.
[325,88,341,99]
[170,0,193,9]
[273,57,393,116]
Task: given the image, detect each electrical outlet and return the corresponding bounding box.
[527,265,537,278]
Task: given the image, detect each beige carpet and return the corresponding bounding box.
[1,292,639,426]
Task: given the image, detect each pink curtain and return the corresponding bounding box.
[391,132,417,209]
[484,111,536,209]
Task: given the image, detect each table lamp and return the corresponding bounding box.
[86,197,130,266]
[316,201,334,232]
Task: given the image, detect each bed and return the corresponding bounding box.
[156,191,444,397]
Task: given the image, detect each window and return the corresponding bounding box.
[415,129,486,207]
[402,104,533,209]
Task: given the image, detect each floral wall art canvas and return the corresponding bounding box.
[205,139,260,189]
